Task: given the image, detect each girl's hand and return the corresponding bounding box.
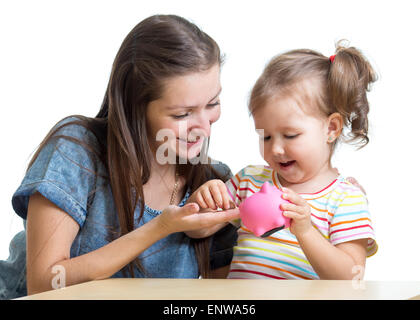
[187,179,236,211]
[280,188,313,237]
[158,202,240,236]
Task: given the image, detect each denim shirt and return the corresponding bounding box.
[0,117,237,299]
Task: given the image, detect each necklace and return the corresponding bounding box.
[169,168,179,205]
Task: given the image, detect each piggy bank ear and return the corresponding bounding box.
[260,182,270,194]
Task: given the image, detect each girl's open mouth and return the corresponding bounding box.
[279,160,296,168]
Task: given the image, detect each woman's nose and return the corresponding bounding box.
[189,112,212,137]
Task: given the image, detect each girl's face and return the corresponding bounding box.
[253,92,334,187]
[146,64,221,164]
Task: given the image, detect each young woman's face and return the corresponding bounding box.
[253,93,332,187]
[146,64,221,164]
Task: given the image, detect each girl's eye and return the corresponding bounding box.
[284,134,299,139]
[207,101,220,108]
[263,136,271,141]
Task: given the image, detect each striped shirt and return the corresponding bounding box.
[226,165,377,280]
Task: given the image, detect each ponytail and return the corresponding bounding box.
[328,40,377,148]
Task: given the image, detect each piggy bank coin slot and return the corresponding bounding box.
[260,226,285,238]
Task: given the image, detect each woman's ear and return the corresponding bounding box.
[326,112,343,143]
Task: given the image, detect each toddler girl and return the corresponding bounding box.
[187,41,378,280]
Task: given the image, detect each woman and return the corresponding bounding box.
[0,14,240,299]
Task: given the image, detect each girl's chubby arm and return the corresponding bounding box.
[184,179,240,239]
[280,188,367,280]
[26,191,239,295]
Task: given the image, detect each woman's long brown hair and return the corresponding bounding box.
[27,15,228,278]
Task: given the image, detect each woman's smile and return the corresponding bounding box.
[177,136,204,148]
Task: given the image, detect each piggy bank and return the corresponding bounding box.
[239,182,291,237]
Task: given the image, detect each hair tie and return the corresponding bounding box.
[329,55,336,63]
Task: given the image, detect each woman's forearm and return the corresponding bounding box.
[296,227,361,280]
[27,197,240,295]
[29,216,170,294]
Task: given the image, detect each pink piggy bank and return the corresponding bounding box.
[239,182,291,237]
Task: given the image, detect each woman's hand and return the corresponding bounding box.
[346,177,366,195]
[176,180,238,238]
[157,202,240,236]
[280,188,313,237]
[332,167,366,195]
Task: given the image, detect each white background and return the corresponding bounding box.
[1,0,419,281]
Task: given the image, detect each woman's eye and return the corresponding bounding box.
[263,136,271,141]
[284,134,299,139]
[172,112,190,119]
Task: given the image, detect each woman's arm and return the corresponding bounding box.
[26,192,238,295]
[26,192,172,294]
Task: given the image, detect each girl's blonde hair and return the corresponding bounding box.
[249,40,377,148]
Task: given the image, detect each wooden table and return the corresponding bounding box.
[18,279,420,300]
